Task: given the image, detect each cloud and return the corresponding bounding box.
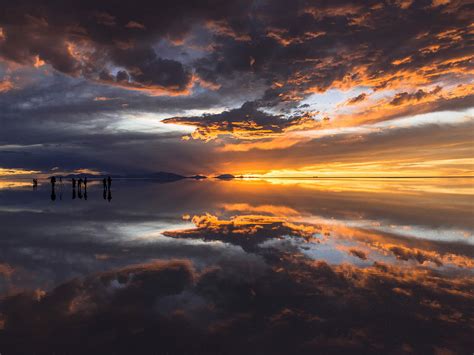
[0,0,471,105]
[0,0,253,95]
[0,0,472,175]
[163,102,320,141]
[345,92,368,105]
[390,86,442,106]
[0,79,13,92]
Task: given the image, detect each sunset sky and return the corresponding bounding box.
[0,0,473,177]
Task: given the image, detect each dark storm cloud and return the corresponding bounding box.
[194,0,473,106]
[0,70,242,174]
[163,101,319,141]
[1,0,472,102]
[0,0,254,95]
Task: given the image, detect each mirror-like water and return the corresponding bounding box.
[0,178,473,354]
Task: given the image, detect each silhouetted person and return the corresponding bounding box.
[72,178,76,189]
[107,176,112,189]
[32,179,38,190]
[59,177,63,185]
[84,177,88,188]
[102,178,107,189]
[78,188,83,199]
[107,189,112,202]
[50,176,56,188]
[103,188,107,200]
[78,178,83,191]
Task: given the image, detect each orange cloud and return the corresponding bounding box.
[166,213,319,243]
[0,167,41,176]
[163,104,321,142]
[328,83,474,129]
[221,203,301,217]
[266,28,325,46]
[205,20,251,42]
[0,79,13,92]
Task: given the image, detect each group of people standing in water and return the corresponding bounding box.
[33,176,113,202]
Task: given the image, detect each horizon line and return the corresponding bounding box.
[4,175,474,180]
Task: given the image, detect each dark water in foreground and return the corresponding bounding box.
[0,178,473,354]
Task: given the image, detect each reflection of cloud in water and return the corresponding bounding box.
[0,179,473,353]
[164,210,474,271]
[1,257,473,354]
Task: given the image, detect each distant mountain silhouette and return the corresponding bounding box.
[216,174,235,180]
[111,171,186,181]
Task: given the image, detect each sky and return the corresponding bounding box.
[0,0,473,177]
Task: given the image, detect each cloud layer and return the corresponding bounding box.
[0,0,473,175]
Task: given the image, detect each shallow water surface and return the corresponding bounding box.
[0,178,473,354]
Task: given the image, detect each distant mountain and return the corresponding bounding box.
[116,171,186,181]
[216,174,235,180]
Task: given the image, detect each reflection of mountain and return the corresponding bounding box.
[189,175,207,179]
[215,174,235,180]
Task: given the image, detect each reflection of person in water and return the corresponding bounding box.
[50,180,56,201]
[72,187,76,199]
[84,177,88,188]
[102,176,113,202]
[84,185,88,200]
[78,187,83,199]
